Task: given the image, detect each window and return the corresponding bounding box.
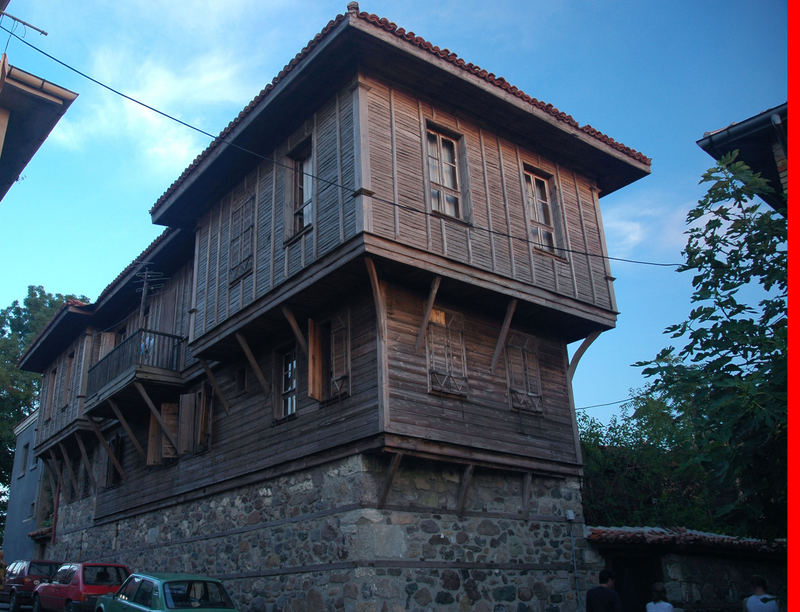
[426,129,461,218]
[133,579,155,608]
[290,144,313,235]
[426,308,468,396]
[308,312,350,402]
[118,576,143,602]
[524,168,557,254]
[278,347,297,418]
[18,443,29,477]
[505,332,543,412]
[146,390,211,464]
[43,367,57,420]
[229,196,254,281]
[61,351,75,409]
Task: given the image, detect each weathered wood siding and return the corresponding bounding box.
[384,284,577,466]
[192,88,356,340]
[35,333,92,447]
[94,292,378,518]
[363,75,614,313]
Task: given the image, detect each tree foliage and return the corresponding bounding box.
[0,286,88,534]
[632,152,787,539]
[578,385,721,531]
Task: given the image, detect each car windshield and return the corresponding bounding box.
[29,563,60,578]
[83,566,129,585]
[163,581,234,609]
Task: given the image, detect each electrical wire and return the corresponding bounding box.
[575,397,631,411]
[1,23,682,269]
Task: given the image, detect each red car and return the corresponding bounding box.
[0,560,62,612]
[32,563,130,612]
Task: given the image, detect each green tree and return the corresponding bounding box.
[635,152,787,539]
[0,286,88,536]
[578,385,719,531]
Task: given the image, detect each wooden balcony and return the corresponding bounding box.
[85,329,185,412]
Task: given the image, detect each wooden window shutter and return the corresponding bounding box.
[329,314,350,398]
[178,393,196,455]
[146,412,162,466]
[308,318,324,401]
[160,403,179,459]
[98,332,117,360]
[196,385,212,451]
[506,333,543,412]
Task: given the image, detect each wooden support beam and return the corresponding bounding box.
[200,359,231,415]
[415,276,441,353]
[490,299,517,373]
[365,257,386,342]
[236,332,271,398]
[521,472,532,514]
[88,418,125,481]
[43,457,58,499]
[58,442,80,498]
[281,306,308,356]
[74,433,97,492]
[568,330,601,382]
[47,450,63,491]
[456,464,475,519]
[108,399,146,460]
[378,453,403,508]
[134,382,179,453]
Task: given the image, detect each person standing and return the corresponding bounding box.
[646,582,673,612]
[586,568,622,612]
[743,575,779,612]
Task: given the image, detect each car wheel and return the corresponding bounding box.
[9,592,19,612]
[65,601,75,612]
[32,596,42,612]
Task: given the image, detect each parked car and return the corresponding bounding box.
[94,573,238,612]
[0,560,62,612]
[32,563,130,612]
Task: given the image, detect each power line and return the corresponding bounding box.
[575,398,632,411]
[3,24,683,269]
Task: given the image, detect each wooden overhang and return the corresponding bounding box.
[17,301,93,373]
[0,54,78,201]
[697,101,787,216]
[150,6,650,228]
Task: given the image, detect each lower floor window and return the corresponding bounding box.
[280,348,297,417]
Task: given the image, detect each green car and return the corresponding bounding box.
[94,574,237,612]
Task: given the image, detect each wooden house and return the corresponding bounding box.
[18,4,650,609]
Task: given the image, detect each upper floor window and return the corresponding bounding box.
[229,196,254,281]
[426,308,468,396]
[291,143,313,235]
[426,128,462,219]
[524,169,558,255]
[43,367,57,420]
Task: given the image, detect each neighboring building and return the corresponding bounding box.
[0,50,78,201]
[697,102,787,216]
[4,410,43,560]
[587,526,787,612]
[16,4,651,610]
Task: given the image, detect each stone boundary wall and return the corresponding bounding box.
[48,453,600,611]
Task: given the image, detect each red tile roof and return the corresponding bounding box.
[587,526,785,554]
[150,3,650,216]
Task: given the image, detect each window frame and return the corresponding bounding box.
[229,195,255,283]
[425,308,469,397]
[275,345,298,420]
[425,125,470,222]
[308,310,351,403]
[505,332,544,413]
[287,140,313,239]
[523,166,561,256]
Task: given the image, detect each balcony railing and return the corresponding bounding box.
[86,329,184,398]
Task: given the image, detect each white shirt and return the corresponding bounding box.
[646,601,673,612]
[745,593,779,612]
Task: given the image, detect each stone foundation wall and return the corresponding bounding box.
[48,453,598,611]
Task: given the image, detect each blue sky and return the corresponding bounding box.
[0,0,787,422]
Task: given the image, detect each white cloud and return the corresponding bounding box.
[602,194,691,260]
